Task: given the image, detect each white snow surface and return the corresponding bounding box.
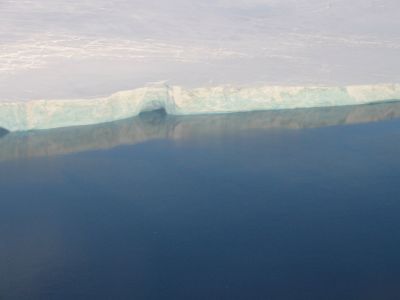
[0,0,399,130]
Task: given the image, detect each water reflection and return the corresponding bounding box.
[1,101,400,161]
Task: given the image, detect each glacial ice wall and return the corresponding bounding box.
[1,84,400,132]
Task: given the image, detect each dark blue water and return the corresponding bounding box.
[1,104,400,299]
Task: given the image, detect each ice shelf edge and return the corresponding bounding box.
[1,83,400,132]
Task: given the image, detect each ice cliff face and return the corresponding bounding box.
[1,84,399,131]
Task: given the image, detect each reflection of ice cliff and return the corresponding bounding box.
[1,102,400,161]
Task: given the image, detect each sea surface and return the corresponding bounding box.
[1,103,400,300]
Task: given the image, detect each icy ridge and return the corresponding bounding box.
[1,83,400,132]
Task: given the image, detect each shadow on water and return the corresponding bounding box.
[1,102,400,161]
[0,127,9,138]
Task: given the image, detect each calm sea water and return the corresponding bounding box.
[1,103,400,300]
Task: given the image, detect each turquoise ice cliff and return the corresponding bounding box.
[1,84,400,131]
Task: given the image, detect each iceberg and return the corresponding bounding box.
[1,0,399,132]
[1,83,400,132]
